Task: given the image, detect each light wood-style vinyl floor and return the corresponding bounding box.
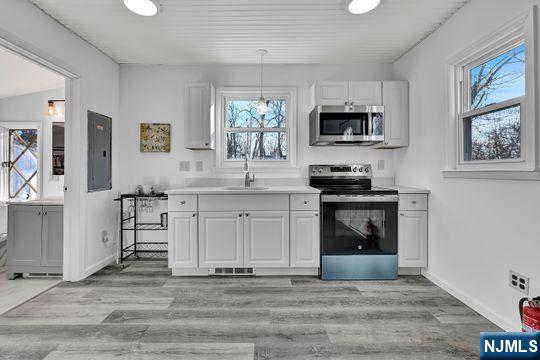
[0,261,499,359]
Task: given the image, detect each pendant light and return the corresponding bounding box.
[45,100,65,116]
[256,49,268,116]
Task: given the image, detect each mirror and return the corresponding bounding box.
[52,122,64,175]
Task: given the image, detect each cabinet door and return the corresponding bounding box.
[290,211,320,268]
[243,211,289,268]
[378,81,409,148]
[184,82,215,150]
[314,81,349,106]
[41,206,63,267]
[398,211,427,267]
[7,205,42,267]
[168,212,198,268]
[348,81,382,105]
[199,212,243,268]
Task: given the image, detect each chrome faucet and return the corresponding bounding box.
[243,154,255,187]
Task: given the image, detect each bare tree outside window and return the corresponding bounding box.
[464,43,525,161]
[225,99,287,161]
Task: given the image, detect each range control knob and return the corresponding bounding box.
[358,167,363,172]
[352,167,357,172]
[318,168,323,173]
[364,167,370,173]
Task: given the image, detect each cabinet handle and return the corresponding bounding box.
[245,213,249,217]
[238,213,242,217]
[411,201,417,204]
[303,201,308,205]
[37,211,41,216]
[43,211,48,215]
[180,201,186,205]
[315,213,319,217]
[400,213,405,216]
[192,213,196,217]
[205,143,209,146]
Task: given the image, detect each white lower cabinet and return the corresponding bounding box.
[198,212,243,268]
[290,211,320,267]
[398,211,428,267]
[244,211,289,268]
[168,212,198,268]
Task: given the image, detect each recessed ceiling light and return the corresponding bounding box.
[123,0,161,16]
[347,0,381,14]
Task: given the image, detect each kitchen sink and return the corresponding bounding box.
[223,186,269,191]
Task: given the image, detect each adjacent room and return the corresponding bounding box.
[0,0,538,359]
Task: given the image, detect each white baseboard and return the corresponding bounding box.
[171,267,318,277]
[399,267,422,275]
[83,254,115,279]
[422,269,517,332]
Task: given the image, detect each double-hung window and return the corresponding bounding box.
[216,87,297,170]
[446,9,537,179]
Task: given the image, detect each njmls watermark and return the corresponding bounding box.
[481,332,540,359]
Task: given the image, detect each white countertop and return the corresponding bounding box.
[379,185,431,194]
[166,186,320,195]
[6,197,64,206]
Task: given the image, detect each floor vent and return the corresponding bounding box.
[210,268,254,276]
[27,273,62,278]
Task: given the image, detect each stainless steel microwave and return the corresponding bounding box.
[309,105,384,146]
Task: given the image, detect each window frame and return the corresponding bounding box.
[444,8,539,180]
[215,87,297,171]
[0,122,42,201]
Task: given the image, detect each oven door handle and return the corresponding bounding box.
[321,195,398,203]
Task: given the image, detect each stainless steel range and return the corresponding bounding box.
[309,164,399,280]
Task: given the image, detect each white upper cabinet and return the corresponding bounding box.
[312,81,382,106]
[184,82,215,150]
[313,81,349,105]
[348,81,382,105]
[376,81,409,148]
[243,211,289,268]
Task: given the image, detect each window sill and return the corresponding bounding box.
[442,169,540,181]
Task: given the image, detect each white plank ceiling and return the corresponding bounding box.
[29,0,469,64]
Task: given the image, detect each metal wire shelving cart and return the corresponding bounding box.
[115,193,168,264]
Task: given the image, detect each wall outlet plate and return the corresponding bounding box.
[509,270,529,295]
[196,160,203,172]
[377,160,385,171]
[179,161,190,172]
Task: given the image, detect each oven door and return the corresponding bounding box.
[321,194,398,256]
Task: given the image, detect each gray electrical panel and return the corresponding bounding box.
[87,111,112,192]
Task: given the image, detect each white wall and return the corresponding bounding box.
[119,64,396,191]
[0,88,65,198]
[393,0,540,330]
[0,0,120,280]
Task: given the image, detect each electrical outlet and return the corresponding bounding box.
[509,270,529,295]
[179,161,190,172]
[377,160,385,171]
[196,160,204,172]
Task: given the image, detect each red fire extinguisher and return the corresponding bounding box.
[519,296,540,332]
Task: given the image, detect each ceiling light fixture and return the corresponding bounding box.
[347,0,381,14]
[45,100,65,116]
[256,49,268,116]
[123,0,161,16]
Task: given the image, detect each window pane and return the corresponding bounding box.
[226,132,247,160]
[226,99,287,128]
[9,129,38,199]
[470,43,525,110]
[248,132,287,161]
[463,105,520,161]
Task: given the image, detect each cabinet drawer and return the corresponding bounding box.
[290,194,320,211]
[398,194,428,211]
[199,194,289,211]
[168,195,198,212]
